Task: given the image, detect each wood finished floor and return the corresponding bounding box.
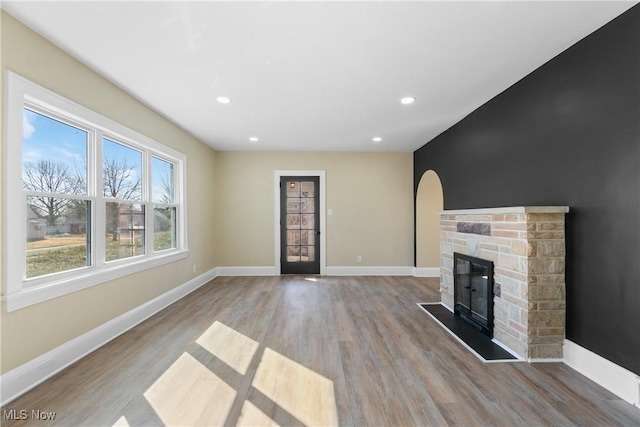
[2,276,639,427]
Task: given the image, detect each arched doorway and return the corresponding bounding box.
[416,170,443,276]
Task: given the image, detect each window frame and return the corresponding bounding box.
[3,71,188,311]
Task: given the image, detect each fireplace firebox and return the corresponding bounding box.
[454,252,494,337]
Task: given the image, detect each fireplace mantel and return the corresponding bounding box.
[440,206,570,215]
[438,206,570,360]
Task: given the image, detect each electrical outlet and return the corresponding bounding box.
[192,265,197,274]
[357,256,362,263]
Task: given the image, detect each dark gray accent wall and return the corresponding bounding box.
[414,5,640,375]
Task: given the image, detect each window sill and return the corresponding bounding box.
[3,249,189,312]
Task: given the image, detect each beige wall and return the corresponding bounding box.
[0,12,217,373]
[416,170,444,268]
[0,11,415,376]
[214,151,413,267]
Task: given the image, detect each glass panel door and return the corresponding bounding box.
[455,258,471,314]
[470,263,489,325]
[280,176,320,274]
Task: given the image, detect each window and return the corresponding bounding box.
[151,156,177,252]
[4,72,188,311]
[103,138,144,262]
[22,108,91,278]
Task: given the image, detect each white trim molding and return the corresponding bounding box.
[326,266,415,276]
[529,358,565,364]
[413,267,440,277]
[3,250,188,311]
[214,266,276,276]
[563,339,640,407]
[0,267,217,406]
[212,266,429,277]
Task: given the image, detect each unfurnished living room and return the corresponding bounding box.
[1,1,639,426]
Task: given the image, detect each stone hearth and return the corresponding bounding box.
[439,206,569,360]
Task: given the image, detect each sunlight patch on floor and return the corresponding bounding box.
[237,400,280,427]
[196,320,260,375]
[252,348,339,427]
[143,352,236,426]
[112,415,130,426]
[135,323,339,426]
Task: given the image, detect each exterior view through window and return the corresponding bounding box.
[103,138,144,262]
[22,115,182,276]
[5,71,187,311]
[152,156,177,252]
[22,108,91,278]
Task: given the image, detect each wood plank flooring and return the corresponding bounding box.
[2,276,639,426]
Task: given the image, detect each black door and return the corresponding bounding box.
[280,176,320,274]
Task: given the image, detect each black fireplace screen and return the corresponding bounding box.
[454,252,494,337]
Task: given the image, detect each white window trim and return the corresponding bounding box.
[3,71,188,312]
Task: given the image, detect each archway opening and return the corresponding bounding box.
[416,170,444,276]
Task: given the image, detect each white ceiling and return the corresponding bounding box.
[2,1,637,152]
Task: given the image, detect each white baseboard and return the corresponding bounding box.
[563,339,640,407]
[214,265,434,277]
[326,266,415,276]
[413,267,440,277]
[529,358,564,363]
[214,266,276,276]
[0,268,218,406]
[9,268,638,411]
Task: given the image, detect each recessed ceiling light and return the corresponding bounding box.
[249,137,259,142]
[216,96,231,104]
[372,137,383,142]
[400,97,416,105]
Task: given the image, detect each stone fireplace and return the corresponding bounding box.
[439,206,569,360]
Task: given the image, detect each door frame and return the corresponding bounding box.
[274,170,326,275]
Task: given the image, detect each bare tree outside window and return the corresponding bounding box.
[23,159,83,225]
[103,156,142,244]
[102,139,145,260]
[103,157,142,201]
[103,137,142,243]
[159,167,174,204]
[21,109,91,278]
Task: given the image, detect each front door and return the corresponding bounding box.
[280,176,320,274]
